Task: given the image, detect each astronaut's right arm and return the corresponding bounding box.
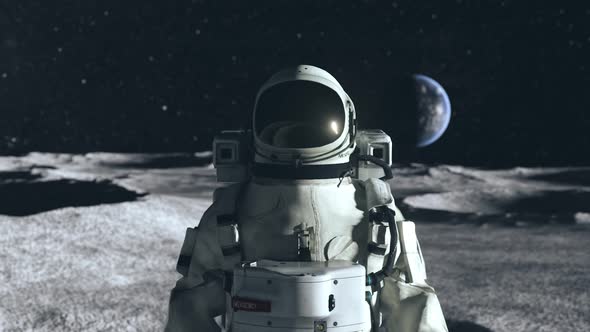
[165,194,227,332]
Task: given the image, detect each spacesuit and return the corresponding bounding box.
[165,65,447,332]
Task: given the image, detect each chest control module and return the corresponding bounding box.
[229,260,371,332]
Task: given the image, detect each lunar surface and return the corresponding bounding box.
[0,153,588,332]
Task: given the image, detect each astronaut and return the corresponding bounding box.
[165,65,448,332]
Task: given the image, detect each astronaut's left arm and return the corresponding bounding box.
[377,216,448,332]
[365,179,447,332]
[377,205,448,332]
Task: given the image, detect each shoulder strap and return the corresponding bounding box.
[214,182,249,270]
[175,182,248,278]
[364,178,396,276]
[364,178,394,211]
[396,221,427,284]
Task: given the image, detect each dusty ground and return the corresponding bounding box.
[0,153,588,332]
[419,223,589,332]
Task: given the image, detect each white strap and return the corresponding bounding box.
[397,221,427,284]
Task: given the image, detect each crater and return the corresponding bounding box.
[507,190,590,215]
[100,153,212,169]
[0,178,145,216]
[529,169,590,186]
[0,170,42,182]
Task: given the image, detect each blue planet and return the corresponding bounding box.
[412,74,451,147]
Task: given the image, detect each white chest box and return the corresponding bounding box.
[229,260,371,332]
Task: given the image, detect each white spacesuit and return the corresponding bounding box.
[165,65,447,332]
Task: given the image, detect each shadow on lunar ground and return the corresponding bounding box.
[446,320,493,332]
[399,189,590,225]
[101,153,212,169]
[0,170,42,181]
[529,169,590,186]
[390,188,443,200]
[405,207,577,226]
[507,190,590,215]
[0,177,145,216]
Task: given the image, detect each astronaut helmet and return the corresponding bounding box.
[252,65,357,176]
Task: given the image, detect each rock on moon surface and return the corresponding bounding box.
[413,74,451,147]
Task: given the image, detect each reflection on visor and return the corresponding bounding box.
[255,81,345,148]
[330,121,339,134]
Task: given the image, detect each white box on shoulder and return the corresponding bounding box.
[353,129,393,181]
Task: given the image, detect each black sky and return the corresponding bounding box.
[0,0,588,166]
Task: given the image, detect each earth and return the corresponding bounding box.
[413,74,451,147]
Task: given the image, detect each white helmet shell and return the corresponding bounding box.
[253,65,356,166]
